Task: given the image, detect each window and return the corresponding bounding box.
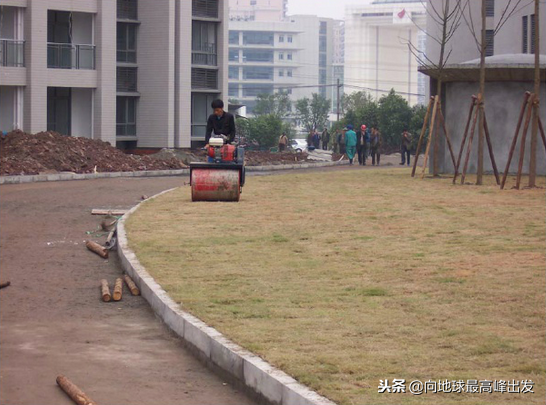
[287,70,292,77]
[117,23,137,63]
[229,31,239,45]
[279,52,284,60]
[243,31,274,45]
[242,84,273,97]
[319,69,326,84]
[243,66,273,80]
[228,84,239,97]
[279,35,284,43]
[192,93,219,139]
[319,36,327,52]
[243,49,273,63]
[250,0,257,5]
[485,29,494,57]
[116,96,137,136]
[192,68,218,89]
[530,14,536,54]
[485,0,494,17]
[319,53,327,67]
[192,0,219,19]
[279,70,284,77]
[117,67,138,92]
[229,49,239,62]
[192,21,217,66]
[229,66,239,79]
[522,16,528,53]
[319,21,327,35]
[287,36,293,43]
[287,53,292,60]
[118,0,138,20]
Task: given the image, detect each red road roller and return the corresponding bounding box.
[189,137,245,202]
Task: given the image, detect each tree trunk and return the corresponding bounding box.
[529,0,540,187]
[100,279,111,302]
[113,278,123,301]
[124,275,140,296]
[477,0,486,185]
[56,375,97,405]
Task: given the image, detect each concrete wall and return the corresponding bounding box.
[0,87,16,132]
[441,81,546,175]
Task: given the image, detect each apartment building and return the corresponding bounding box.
[228,15,335,115]
[0,0,229,149]
[344,0,427,106]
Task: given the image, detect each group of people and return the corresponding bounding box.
[337,125,382,166]
[305,129,331,151]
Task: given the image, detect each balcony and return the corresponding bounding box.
[0,40,25,67]
[47,43,95,70]
[192,43,217,66]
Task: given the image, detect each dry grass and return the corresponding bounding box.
[126,168,545,405]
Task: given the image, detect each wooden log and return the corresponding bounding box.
[411,96,434,177]
[516,93,535,189]
[113,278,123,301]
[105,230,115,248]
[460,98,481,184]
[0,281,11,289]
[437,106,457,169]
[56,375,97,405]
[453,96,477,184]
[100,279,111,302]
[421,96,440,179]
[501,92,531,189]
[91,209,127,216]
[86,241,108,259]
[483,113,501,185]
[124,275,140,296]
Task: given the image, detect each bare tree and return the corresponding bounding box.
[460,0,534,184]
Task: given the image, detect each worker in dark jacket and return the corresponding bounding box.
[205,99,236,146]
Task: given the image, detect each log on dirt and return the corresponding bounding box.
[124,275,140,296]
[91,209,127,216]
[100,279,111,302]
[86,241,108,259]
[113,278,123,301]
[56,375,97,405]
[0,281,11,289]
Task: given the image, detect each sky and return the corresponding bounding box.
[286,0,372,20]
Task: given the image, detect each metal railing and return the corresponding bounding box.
[191,43,217,66]
[0,39,25,67]
[47,43,95,70]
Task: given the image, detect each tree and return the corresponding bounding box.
[377,90,413,148]
[253,92,292,118]
[246,114,286,148]
[295,94,331,133]
[408,104,429,151]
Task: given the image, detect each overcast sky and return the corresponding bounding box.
[286,0,372,20]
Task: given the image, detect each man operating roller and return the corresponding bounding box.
[205,99,236,149]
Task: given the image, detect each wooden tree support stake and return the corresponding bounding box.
[86,241,108,259]
[437,107,458,169]
[453,96,477,184]
[538,116,546,152]
[113,278,123,301]
[460,95,481,184]
[56,375,97,405]
[100,279,111,302]
[483,114,501,185]
[124,275,140,296]
[516,93,536,189]
[0,281,11,289]
[91,209,127,216]
[412,96,434,177]
[501,92,532,189]
[421,96,440,179]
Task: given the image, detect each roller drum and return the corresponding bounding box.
[191,169,241,202]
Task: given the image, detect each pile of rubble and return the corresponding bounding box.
[0,130,186,175]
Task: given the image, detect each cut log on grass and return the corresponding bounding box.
[86,241,108,259]
[124,275,140,296]
[100,279,111,302]
[0,281,11,289]
[56,375,97,405]
[91,209,127,216]
[113,278,123,301]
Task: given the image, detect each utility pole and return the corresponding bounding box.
[529,0,540,187]
[337,78,341,122]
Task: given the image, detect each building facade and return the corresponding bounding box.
[229,0,288,22]
[344,0,427,106]
[0,0,229,148]
[228,15,335,116]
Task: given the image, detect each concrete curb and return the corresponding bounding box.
[117,189,337,405]
[0,160,349,185]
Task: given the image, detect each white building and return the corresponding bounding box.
[228,15,335,115]
[0,0,229,149]
[344,0,427,105]
[229,0,288,22]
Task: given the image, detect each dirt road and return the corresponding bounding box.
[0,176,257,405]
